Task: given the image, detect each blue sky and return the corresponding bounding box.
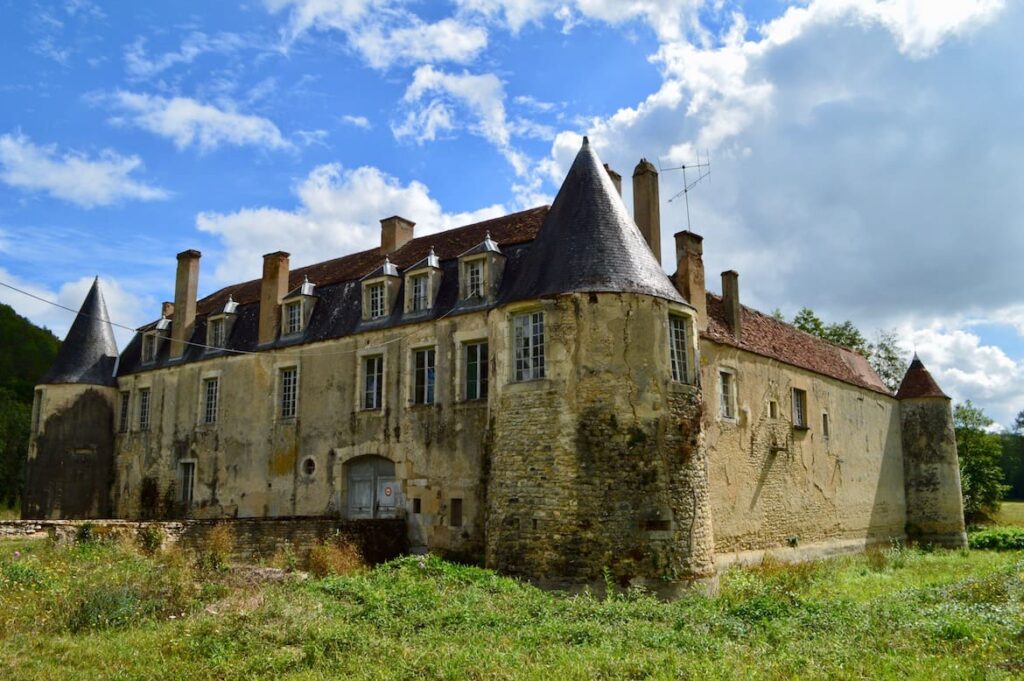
[2,0,1022,427]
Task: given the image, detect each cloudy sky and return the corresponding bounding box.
[1,0,1021,425]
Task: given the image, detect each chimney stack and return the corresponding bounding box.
[161,301,175,318]
[674,231,707,331]
[258,251,290,345]
[170,250,201,359]
[603,163,622,196]
[721,270,741,341]
[380,216,415,254]
[632,159,661,264]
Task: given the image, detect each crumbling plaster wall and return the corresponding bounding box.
[701,342,907,565]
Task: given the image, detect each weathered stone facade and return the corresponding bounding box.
[25,138,967,593]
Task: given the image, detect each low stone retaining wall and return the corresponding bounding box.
[0,517,407,566]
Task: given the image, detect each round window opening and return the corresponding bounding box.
[302,457,316,476]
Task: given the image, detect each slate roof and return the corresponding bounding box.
[895,356,949,399]
[703,293,891,396]
[505,138,684,305]
[41,277,118,386]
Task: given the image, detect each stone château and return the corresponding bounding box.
[24,138,967,595]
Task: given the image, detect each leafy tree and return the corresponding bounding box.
[867,329,909,394]
[954,401,1009,519]
[771,308,786,321]
[792,308,827,338]
[999,408,1024,500]
[0,388,30,509]
[1015,409,1024,434]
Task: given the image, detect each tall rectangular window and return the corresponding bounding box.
[118,391,130,433]
[363,355,383,410]
[513,312,545,381]
[450,498,463,527]
[719,371,735,419]
[284,301,303,335]
[138,388,151,432]
[466,260,483,298]
[410,274,428,311]
[208,318,225,348]
[413,348,436,405]
[669,316,690,382]
[369,283,386,319]
[202,377,219,424]
[822,412,831,440]
[792,388,807,428]
[464,341,488,400]
[280,367,298,419]
[142,334,156,363]
[179,461,195,506]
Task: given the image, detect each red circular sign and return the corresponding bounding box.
[384,486,392,497]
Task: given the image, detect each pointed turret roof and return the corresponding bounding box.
[896,355,948,399]
[40,278,118,386]
[505,138,684,304]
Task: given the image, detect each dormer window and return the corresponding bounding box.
[208,317,225,348]
[141,332,158,364]
[458,232,504,303]
[410,274,428,311]
[361,257,400,322]
[466,260,483,298]
[369,283,386,318]
[206,295,238,352]
[280,276,316,337]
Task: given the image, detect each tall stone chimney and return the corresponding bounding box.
[721,270,741,341]
[380,216,415,254]
[603,163,622,196]
[258,251,290,345]
[674,231,707,331]
[170,250,200,359]
[632,159,661,264]
[161,301,175,318]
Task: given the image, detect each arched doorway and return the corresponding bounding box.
[346,455,398,519]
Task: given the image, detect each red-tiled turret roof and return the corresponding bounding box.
[896,356,949,399]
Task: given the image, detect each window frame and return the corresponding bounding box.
[202,377,219,425]
[178,460,196,507]
[792,388,808,429]
[450,497,463,528]
[207,316,226,349]
[279,366,299,421]
[463,340,489,401]
[362,354,384,410]
[513,311,545,382]
[822,411,831,441]
[718,368,737,421]
[368,282,387,319]
[283,299,304,336]
[141,333,158,364]
[410,273,429,312]
[412,347,436,405]
[464,258,484,299]
[118,390,131,433]
[137,387,151,432]
[668,314,691,383]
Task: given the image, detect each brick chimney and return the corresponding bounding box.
[380,216,415,254]
[603,163,622,196]
[674,231,706,331]
[161,301,174,318]
[258,251,290,345]
[632,159,661,264]
[170,250,200,359]
[722,270,741,341]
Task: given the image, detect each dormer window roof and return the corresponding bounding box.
[363,256,399,280]
[458,231,502,258]
[222,295,239,315]
[155,316,171,331]
[407,247,441,272]
[281,276,317,337]
[285,275,317,299]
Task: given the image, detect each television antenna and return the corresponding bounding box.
[660,151,711,232]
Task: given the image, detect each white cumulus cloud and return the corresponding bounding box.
[196,163,506,285]
[0,132,168,208]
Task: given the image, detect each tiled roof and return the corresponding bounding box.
[896,356,948,399]
[703,293,891,396]
[192,206,548,317]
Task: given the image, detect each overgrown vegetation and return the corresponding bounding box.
[0,303,60,511]
[956,401,1012,519]
[1,534,1022,679]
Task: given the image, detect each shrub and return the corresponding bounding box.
[75,522,95,544]
[199,523,234,571]
[968,527,1024,551]
[308,536,365,578]
[67,585,150,632]
[137,525,165,555]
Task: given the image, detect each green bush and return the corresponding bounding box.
[968,527,1024,551]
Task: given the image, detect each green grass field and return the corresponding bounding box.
[1,535,1022,680]
[994,501,1024,527]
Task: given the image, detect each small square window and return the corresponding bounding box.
[822,412,830,440]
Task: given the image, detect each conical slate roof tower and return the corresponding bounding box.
[40,277,118,386]
[506,137,684,304]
